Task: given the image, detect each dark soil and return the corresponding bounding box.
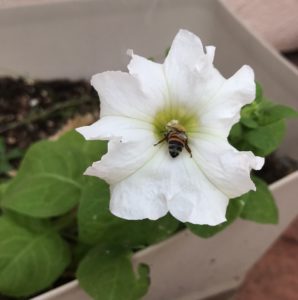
[0,77,99,178]
[256,153,298,184]
[283,50,298,67]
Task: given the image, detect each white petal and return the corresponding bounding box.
[164,30,225,112]
[250,155,265,171]
[199,65,255,137]
[84,131,157,184]
[206,46,216,63]
[165,153,228,225]
[109,153,168,220]
[91,71,156,121]
[110,146,170,220]
[110,181,168,220]
[164,29,207,104]
[191,134,264,198]
[76,116,152,142]
[166,29,205,70]
[127,52,169,109]
[110,146,228,225]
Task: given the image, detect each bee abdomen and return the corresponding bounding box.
[168,140,184,158]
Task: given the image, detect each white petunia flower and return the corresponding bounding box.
[77,29,264,225]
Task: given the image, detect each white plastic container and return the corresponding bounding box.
[0,0,297,299]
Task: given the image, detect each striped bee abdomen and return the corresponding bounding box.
[167,132,186,158]
[154,120,192,158]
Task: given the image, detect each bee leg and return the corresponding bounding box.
[185,142,192,157]
[154,136,167,146]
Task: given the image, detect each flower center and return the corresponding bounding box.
[152,104,199,139]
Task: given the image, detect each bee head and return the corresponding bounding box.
[166,120,186,133]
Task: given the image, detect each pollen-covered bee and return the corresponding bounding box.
[154,120,192,158]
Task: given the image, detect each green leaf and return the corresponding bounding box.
[6,148,24,160]
[0,139,23,175]
[0,181,10,204]
[240,117,259,129]
[0,142,13,174]
[58,130,107,162]
[259,104,298,125]
[187,195,246,238]
[231,82,297,156]
[78,177,179,246]
[0,216,70,297]
[228,123,244,147]
[134,264,150,298]
[255,82,263,102]
[240,176,278,224]
[1,131,107,218]
[245,120,286,156]
[77,246,149,300]
[0,162,12,174]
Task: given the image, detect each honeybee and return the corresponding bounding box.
[154,120,192,158]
